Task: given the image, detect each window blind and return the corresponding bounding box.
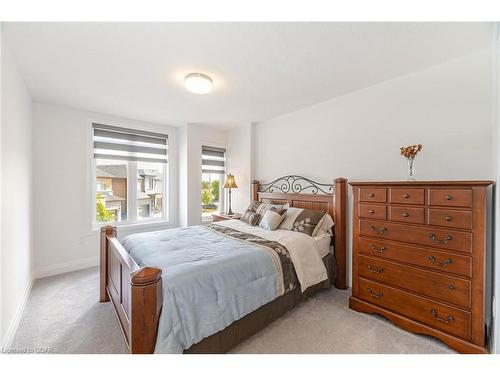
[202,145,226,175]
[92,123,168,163]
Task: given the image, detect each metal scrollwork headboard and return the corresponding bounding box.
[258,175,334,195]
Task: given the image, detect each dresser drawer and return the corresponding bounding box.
[357,238,472,277]
[359,188,386,203]
[429,189,472,208]
[389,188,425,205]
[359,204,386,220]
[389,206,425,224]
[358,278,471,340]
[428,208,472,230]
[359,220,472,253]
[358,255,471,308]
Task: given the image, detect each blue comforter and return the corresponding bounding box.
[121,225,281,353]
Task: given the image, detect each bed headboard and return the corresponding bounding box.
[252,176,347,290]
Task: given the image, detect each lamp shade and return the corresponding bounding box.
[223,174,238,189]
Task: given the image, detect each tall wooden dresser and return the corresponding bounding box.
[349,181,493,353]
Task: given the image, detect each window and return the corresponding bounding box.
[201,145,226,222]
[92,123,168,226]
[137,161,164,220]
[95,159,128,223]
[147,177,155,190]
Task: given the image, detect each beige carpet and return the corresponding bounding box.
[11,267,454,354]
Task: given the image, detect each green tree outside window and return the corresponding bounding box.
[201,184,215,206]
[211,180,220,202]
[96,193,115,222]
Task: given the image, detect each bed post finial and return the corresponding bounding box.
[334,177,348,290]
[252,180,260,202]
[100,225,116,302]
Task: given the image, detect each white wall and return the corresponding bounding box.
[1,37,33,347]
[0,22,3,347]
[227,123,253,214]
[178,125,189,227]
[32,102,179,278]
[493,26,500,354]
[253,49,495,288]
[178,123,228,226]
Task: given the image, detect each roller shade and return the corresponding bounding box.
[202,145,226,174]
[93,123,168,163]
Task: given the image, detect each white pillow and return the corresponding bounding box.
[259,207,287,231]
[312,213,335,237]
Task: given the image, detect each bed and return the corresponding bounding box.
[99,176,347,353]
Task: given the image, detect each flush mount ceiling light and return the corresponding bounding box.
[184,73,213,94]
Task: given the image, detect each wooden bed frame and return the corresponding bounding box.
[99,176,347,353]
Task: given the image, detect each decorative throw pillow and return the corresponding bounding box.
[247,202,288,224]
[259,207,287,231]
[247,201,262,212]
[312,213,335,237]
[278,207,303,230]
[291,209,327,236]
[240,209,261,226]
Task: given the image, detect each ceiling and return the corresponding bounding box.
[3,22,493,128]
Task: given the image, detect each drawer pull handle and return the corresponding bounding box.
[445,195,454,201]
[369,243,385,253]
[428,234,452,244]
[427,255,453,266]
[369,225,387,234]
[402,212,409,218]
[368,265,384,274]
[369,209,375,214]
[403,194,410,198]
[448,285,456,290]
[445,216,453,222]
[430,309,455,324]
[368,193,375,197]
[367,288,383,299]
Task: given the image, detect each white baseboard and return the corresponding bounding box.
[35,256,99,279]
[1,278,34,349]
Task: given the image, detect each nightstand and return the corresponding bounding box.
[212,213,242,222]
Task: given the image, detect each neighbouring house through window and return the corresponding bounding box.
[93,123,168,226]
[95,160,128,222]
[201,145,226,222]
[137,161,164,220]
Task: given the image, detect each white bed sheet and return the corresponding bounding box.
[313,233,333,258]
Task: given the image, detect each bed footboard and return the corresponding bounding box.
[100,226,162,353]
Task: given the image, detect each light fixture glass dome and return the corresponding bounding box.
[184,73,213,94]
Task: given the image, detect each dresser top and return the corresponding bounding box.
[349,180,494,187]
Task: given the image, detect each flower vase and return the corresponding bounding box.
[407,157,416,181]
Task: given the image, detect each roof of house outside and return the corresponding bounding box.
[137,192,151,199]
[96,164,127,178]
[138,169,160,178]
[104,194,126,202]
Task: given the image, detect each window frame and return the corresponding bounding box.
[201,143,227,224]
[90,121,171,230]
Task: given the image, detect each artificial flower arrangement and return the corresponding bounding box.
[400,144,422,159]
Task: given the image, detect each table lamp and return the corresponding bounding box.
[223,173,238,215]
